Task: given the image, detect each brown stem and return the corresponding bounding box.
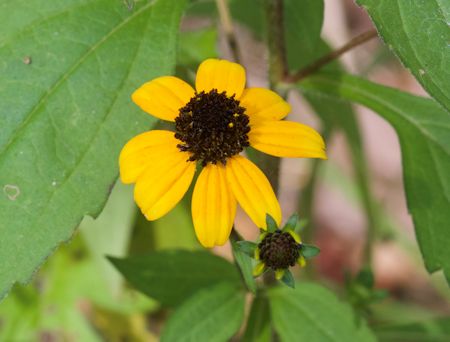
[284,29,378,83]
[216,0,241,62]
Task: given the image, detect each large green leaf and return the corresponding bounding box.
[109,250,241,307]
[300,72,450,280]
[161,282,245,342]
[0,0,186,299]
[268,283,376,342]
[284,0,324,71]
[357,0,450,111]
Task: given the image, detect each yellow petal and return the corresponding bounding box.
[249,121,327,159]
[225,156,281,229]
[132,76,195,121]
[195,59,246,99]
[192,164,237,248]
[119,130,179,184]
[134,150,195,220]
[240,88,291,124]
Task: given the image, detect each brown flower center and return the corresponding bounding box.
[258,231,300,270]
[174,89,250,165]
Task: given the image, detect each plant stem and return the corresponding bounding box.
[284,29,378,83]
[215,0,240,62]
[265,0,288,86]
[258,0,290,191]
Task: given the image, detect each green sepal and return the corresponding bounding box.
[280,269,295,289]
[236,241,258,258]
[231,241,257,293]
[283,213,298,231]
[300,244,320,259]
[266,214,278,233]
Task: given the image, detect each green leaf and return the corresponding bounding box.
[300,72,450,281]
[161,283,245,342]
[178,27,218,67]
[374,317,450,342]
[280,270,295,289]
[242,295,272,342]
[300,244,320,259]
[266,214,278,232]
[357,0,450,111]
[268,283,376,342]
[236,241,258,257]
[109,250,241,307]
[0,0,187,299]
[231,241,257,293]
[284,0,324,71]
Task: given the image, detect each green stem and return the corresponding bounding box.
[259,0,289,192]
[264,0,288,86]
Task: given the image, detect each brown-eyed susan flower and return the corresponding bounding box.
[239,214,320,288]
[119,59,326,248]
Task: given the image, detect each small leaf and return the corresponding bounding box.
[161,283,245,342]
[236,241,258,258]
[242,295,272,342]
[300,244,320,259]
[232,241,257,293]
[109,250,240,307]
[268,283,376,341]
[281,270,295,289]
[266,214,278,233]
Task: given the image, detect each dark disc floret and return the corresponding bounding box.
[258,231,301,270]
[174,89,250,165]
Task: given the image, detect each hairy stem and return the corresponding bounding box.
[284,29,378,83]
[265,0,288,85]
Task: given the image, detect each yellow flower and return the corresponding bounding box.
[119,59,326,248]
